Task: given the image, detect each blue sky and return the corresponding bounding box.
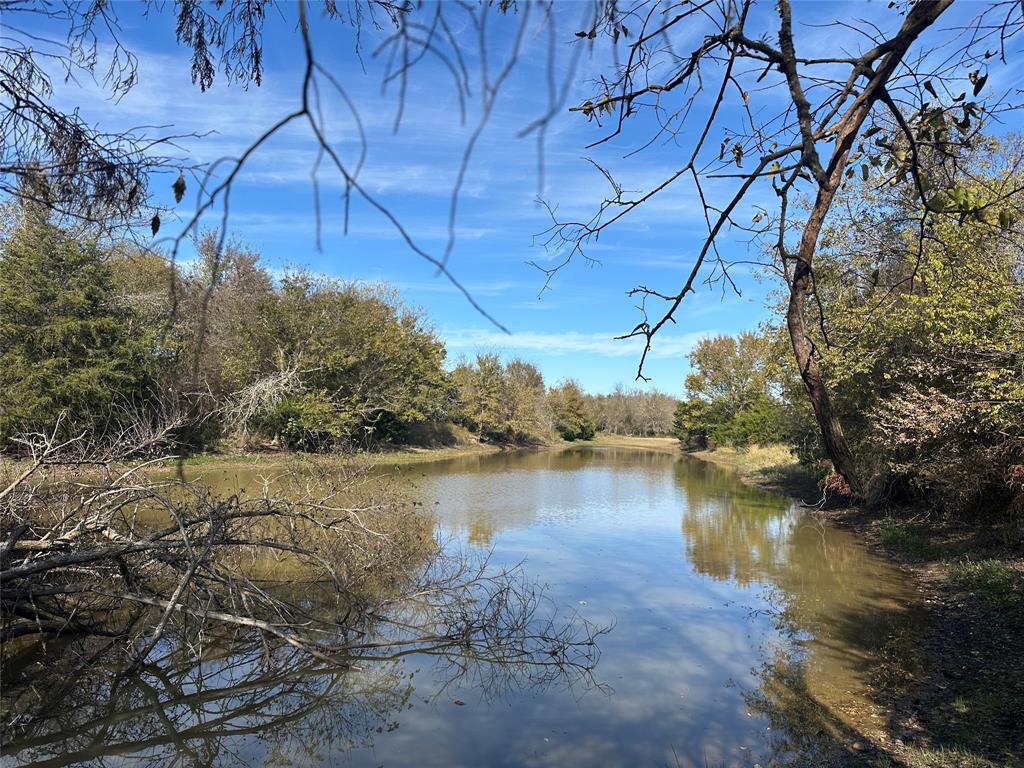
[31,1,1005,393]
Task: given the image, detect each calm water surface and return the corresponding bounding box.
[2,447,919,767]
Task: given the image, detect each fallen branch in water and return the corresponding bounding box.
[1,424,603,680]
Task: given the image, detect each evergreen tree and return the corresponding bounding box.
[0,204,153,444]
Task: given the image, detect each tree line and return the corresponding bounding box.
[0,200,679,454]
[674,136,1024,518]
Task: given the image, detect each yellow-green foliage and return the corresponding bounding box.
[450,354,551,444]
[674,333,788,450]
[802,137,1024,513]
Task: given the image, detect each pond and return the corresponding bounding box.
[1,446,920,767]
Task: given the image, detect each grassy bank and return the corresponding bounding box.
[692,444,1024,767]
[146,441,506,471]
[580,434,680,454]
[172,434,683,471]
[687,443,820,498]
[843,512,1024,768]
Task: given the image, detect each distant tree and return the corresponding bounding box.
[590,385,677,437]
[451,354,508,442]
[0,200,155,444]
[676,332,787,451]
[504,359,549,442]
[451,355,549,444]
[633,390,678,436]
[598,384,632,436]
[673,399,711,451]
[685,334,774,410]
[548,379,596,442]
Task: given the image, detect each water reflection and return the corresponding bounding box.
[3,636,412,768]
[2,447,920,767]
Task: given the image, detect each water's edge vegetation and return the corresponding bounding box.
[689,442,1024,768]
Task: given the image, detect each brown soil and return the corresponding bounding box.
[818,506,1024,767]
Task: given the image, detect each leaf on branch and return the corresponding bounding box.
[928,190,954,212]
[970,71,988,97]
[151,213,160,236]
[974,206,999,226]
[173,172,186,204]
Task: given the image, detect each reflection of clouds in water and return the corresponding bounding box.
[358,448,791,766]
[22,447,922,767]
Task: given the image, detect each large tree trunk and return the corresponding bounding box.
[787,256,864,497]
[777,0,953,499]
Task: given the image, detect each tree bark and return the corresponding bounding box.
[780,0,954,499]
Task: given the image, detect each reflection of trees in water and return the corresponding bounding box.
[677,457,907,632]
[742,644,868,767]
[406,447,682,546]
[676,458,794,587]
[3,633,412,767]
[2,579,604,768]
[676,458,923,763]
[741,590,927,767]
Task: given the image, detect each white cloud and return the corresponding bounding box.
[441,328,714,359]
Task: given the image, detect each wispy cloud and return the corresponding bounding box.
[441,328,714,359]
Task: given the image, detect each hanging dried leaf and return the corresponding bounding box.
[173,172,186,204]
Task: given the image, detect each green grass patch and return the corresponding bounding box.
[873,518,939,559]
[949,559,1024,605]
[582,434,680,454]
[873,746,1011,768]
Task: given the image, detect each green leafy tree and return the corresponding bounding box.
[796,138,1024,510]
[451,354,548,444]
[673,399,712,451]
[547,379,596,442]
[0,204,155,444]
[224,269,449,449]
[677,332,787,451]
